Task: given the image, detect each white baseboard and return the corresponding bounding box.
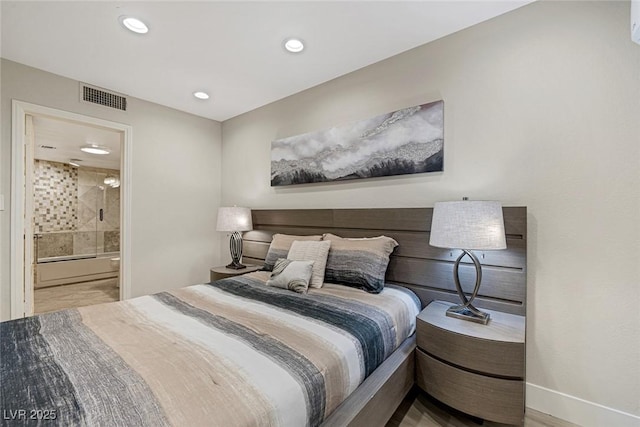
[526,383,640,427]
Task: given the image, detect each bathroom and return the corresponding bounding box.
[31,115,122,314]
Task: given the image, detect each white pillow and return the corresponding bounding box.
[266,259,314,293]
[287,240,331,288]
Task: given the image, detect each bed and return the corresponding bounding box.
[2,272,419,426]
[1,207,527,427]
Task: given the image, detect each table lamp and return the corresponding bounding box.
[429,199,506,324]
[216,206,253,269]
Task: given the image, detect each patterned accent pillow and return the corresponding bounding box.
[266,258,314,293]
[322,233,399,294]
[287,240,331,289]
[262,234,322,271]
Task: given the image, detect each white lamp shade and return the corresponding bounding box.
[429,201,506,250]
[216,207,253,232]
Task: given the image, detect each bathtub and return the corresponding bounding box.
[35,251,120,289]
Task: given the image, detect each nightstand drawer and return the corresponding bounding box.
[416,301,525,379]
[416,348,524,425]
[417,320,524,378]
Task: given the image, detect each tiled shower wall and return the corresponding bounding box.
[34,160,78,232]
[34,160,120,259]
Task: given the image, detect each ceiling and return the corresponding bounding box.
[1,1,534,122]
[33,116,122,170]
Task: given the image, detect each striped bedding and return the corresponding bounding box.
[1,271,421,427]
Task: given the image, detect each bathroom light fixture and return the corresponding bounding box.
[119,16,149,34]
[104,176,121,188]
[81,144,110,155]
[283,38,305,53]
[193,91,210,100]
[69,159,82,167]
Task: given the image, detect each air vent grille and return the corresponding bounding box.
[81,84,127,111]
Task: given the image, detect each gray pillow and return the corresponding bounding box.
[262,234,323,271]
[266,258,314,293]
[322,233,398,293]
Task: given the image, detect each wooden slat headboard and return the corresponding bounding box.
[242,207,526,315]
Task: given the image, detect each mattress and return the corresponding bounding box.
[1,271,421,427]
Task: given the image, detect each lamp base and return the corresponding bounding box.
[227,231,245,270]
[446,305,490,325]
[449,249,491,325]
[225,261,247,270]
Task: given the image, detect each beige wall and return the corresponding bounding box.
[1,59,223,319]
[222,0,640,420]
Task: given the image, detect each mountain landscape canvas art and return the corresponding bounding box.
[270,100,444,186]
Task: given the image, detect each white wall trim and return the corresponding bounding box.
[11,102,27,319]
[10,100,132,318]
[527,383,640,427]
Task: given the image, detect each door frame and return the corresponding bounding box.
[11,100,133,318]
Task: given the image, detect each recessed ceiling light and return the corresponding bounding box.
[284,38,305,53]
[80,144,110,155]
[193,91,210,100]
[119,16,149,34]
[69,159,82,167]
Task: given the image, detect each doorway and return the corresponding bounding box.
[31,115,122,313]
[11,101,132,318]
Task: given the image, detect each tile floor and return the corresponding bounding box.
[34,278,119,314]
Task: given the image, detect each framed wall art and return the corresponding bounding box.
[271,100,444,186]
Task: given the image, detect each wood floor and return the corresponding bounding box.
[387,388,578,427]
[34,278,119,314]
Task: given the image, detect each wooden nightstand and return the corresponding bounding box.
[415,300,526,425]
[210,264,262,282]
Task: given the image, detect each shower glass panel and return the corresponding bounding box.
[35,166,120,263]
[72,168,100,259]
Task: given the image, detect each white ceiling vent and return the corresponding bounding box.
[80,83,127,111]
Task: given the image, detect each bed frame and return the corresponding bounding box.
[242,207,527,426]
